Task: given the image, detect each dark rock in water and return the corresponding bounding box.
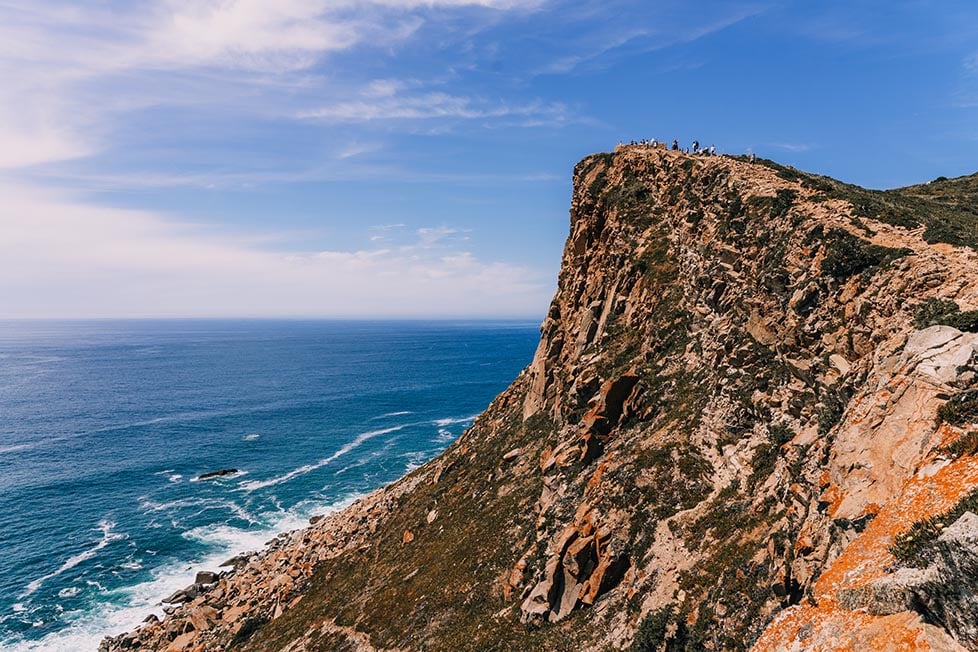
[162,585,198,604]
[309,514,324,525]
[195,570,219,585]
[143,613,160,624]
[196,468,238,480]
[219,553,252,569]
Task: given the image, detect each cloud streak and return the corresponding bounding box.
[0,183,550,318]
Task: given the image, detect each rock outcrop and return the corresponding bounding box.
[103,147,978,651]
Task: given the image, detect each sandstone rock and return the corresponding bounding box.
[164,631,196,652]
[188,606,219,632]
[502,448,522,462]
[194,571,219,585]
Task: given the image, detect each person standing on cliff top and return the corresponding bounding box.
[671,139,679,150]
[692,140,699,153]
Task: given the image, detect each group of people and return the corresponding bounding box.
[617,138,757,163]
[618,138,717,156]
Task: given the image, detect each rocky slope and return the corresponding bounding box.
[103,146,978,651]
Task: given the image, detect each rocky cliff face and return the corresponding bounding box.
[103,147,978,652]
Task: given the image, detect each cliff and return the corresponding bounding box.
[103,146,978,651]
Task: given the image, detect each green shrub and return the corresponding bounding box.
[940,431,978,458]
[890,487,978,566]
[748,424,794,487]
[631,603,687,652]
[770,189,796,219]
[819,229,910,282]
[938,391,978,426]
[914,298,978,332]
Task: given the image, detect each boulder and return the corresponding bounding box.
[163,585,198,605]
[194,571,219,585]
[196,468,239,480]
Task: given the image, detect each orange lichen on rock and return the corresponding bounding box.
[816,456,978,603]
[754,456,978,650]
[754,605,966,651]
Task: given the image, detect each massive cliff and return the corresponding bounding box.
[103,146,978,651]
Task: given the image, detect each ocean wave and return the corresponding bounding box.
[238,425,404,492]
[0,493,363,652]
[167,474,182,483]
[435,428,455,443]
[432,414,478,427]
[0,443,33,454]
[137,497,258,525]
[373,410,413,419]
[243,433,260,441]
[21,521,125,597]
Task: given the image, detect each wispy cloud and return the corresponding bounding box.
[769,142,814,153]
[965,53,978,73]
[0,182,549,318]
[531,2,769,75]
[0,1,551,170]
[298,89,569,124]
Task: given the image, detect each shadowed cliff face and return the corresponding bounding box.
[103,148,978,652]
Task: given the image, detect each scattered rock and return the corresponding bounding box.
[163,585,198,605]
[195,468,238,480]
[502,448,522,462]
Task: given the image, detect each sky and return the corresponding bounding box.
[1,1,977,319]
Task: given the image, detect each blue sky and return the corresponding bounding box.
[1,1,976,318]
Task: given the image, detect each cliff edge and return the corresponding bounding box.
[103,146,978,651]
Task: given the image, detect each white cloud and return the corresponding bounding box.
[966,53,978,73]
[297,90,568,123]
[0,183,549,318]
[0,0,550,169]
[769,142,814,153]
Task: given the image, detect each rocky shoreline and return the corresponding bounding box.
[99,470,428,651]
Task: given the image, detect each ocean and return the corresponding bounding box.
[0,319,539,651]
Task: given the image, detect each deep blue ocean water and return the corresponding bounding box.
[0,320,539,651]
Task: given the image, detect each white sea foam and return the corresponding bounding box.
[57,588,80,599]
[432,414,478,427]
[435,428,455,443]
[0,494,363,652]
[0,443,32,454]
[21,521,125,597]
[374,410,413,419]
[138,497,258,525]
[403,451,431,472]
[238,425,404,492]
[243,433,260,441]
[167,474,182,483]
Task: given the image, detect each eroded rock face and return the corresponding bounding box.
[102,147,978,652]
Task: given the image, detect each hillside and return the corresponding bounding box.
[103,147,978,651]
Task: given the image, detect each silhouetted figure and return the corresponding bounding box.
[692,140,699,153]
[672,140,679,150]
[749,152,756,164]
[709,144,716,156]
